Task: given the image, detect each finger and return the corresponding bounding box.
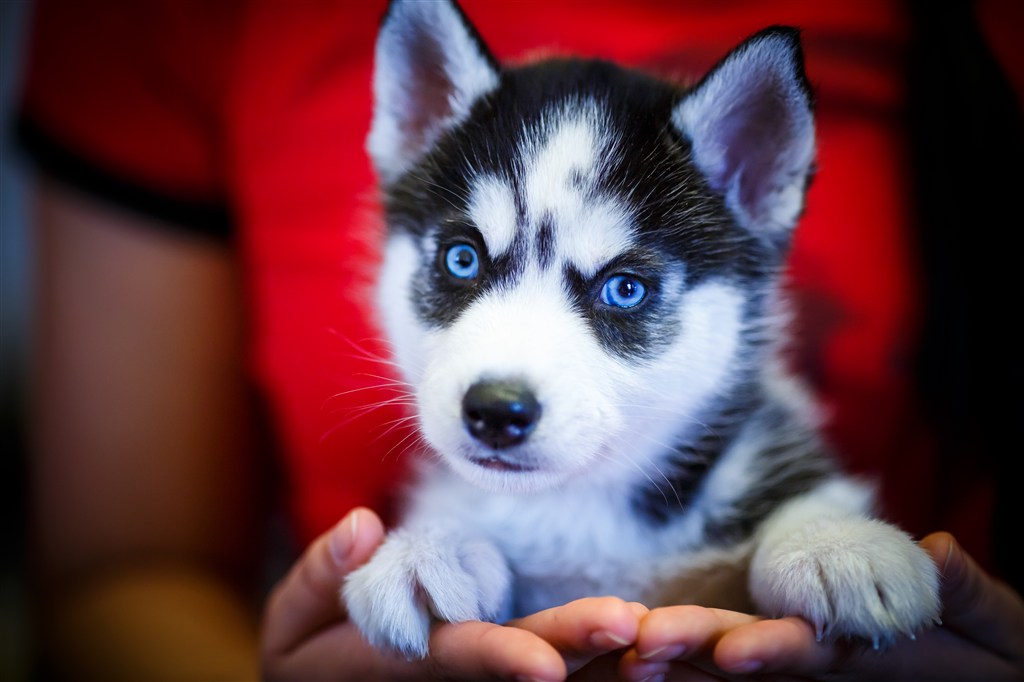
[641,534,1024,680]
[507,597,646,673]
[706,532,1024,676]
[429,619,567,681]
[273,618,567,682]
[633,605,762,662]
[708,615,833,676]
[620,650,729,682]
[619,605,762,681]
[262,507,386,656]
[563,653,629,681]
[921,531,1024,663]
[713,612,1023,681]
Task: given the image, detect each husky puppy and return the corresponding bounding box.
[344,0,940,660]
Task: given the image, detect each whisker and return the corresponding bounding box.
[324,331,405,370]
[320,390,416,442]
[361,414,422,453]
[326,395,416,423]
[626,435,689,512]
[323,377,412,398]
[595,447,676,512]
[381,426,429,464]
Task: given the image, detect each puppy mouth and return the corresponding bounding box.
[469,454,538,473]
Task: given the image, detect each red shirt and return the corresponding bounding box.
[18,0,1021,574]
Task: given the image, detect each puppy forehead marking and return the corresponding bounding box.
[468,175,518,256]
[467,102,636,277]
[525,116,597,217]
[524,107,635,276]
[558,196,635,278]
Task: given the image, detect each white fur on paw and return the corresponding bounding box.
[750,516,940,646]
[342,528,511,659]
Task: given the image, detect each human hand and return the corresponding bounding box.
[619,531,1024,681]
[260,507,646,680]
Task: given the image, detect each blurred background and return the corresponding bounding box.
[2,1,33,679]
[1,2,1020,680]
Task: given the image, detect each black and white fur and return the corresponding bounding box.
[344,0,940,660]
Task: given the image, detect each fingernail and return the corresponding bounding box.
[328,511,358,566]
[630,660,669,681]
[639,645,666,660]
[729,659,763,674]
[590,630,632,649]
[639,643,686,661]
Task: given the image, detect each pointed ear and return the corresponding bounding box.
[673,27,815,244]
[368,0,500,184]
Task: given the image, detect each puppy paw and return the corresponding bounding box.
[342,527,511,658]
[750,516,940,647]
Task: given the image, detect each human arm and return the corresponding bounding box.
[620,531,1024,681]
[30,181,263,679]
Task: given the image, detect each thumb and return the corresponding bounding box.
[262,507,386,656]
[920,531,1024,663]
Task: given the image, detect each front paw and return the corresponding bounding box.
[750,516,940,647]
[342,528,511,659]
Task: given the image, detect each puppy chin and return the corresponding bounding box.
[441,444,576,494]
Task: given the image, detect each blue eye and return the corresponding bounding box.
[600,274,647,309]
[444,243,480,279]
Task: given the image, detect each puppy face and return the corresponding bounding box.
[370,3,814,494]
[380,94,762,494]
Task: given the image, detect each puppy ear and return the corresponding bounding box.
[673,27,815,245]
[368,0,500,184]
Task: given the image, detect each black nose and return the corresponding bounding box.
[462,380,541,449]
